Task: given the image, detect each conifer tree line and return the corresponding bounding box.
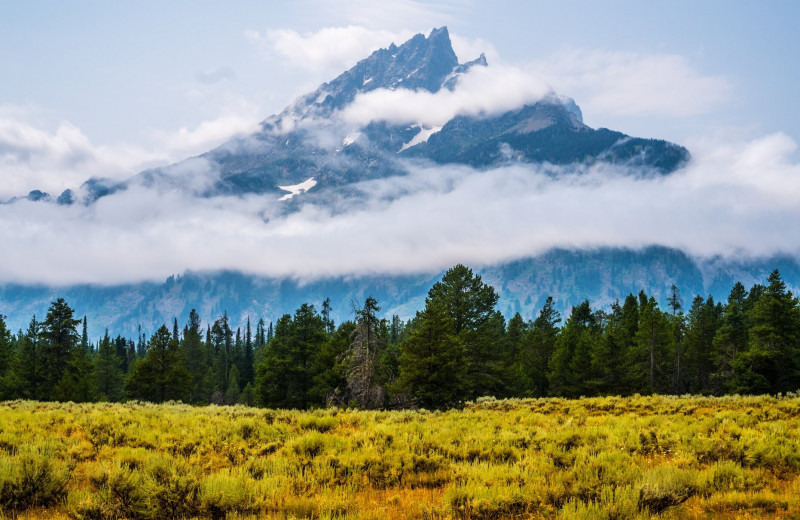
[0,265,798,409]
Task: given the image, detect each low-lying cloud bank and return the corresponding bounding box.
[0,131,798,286]
[0,104,260,201]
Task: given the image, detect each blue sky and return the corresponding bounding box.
[3,1,799,156]
[1,1,800,284]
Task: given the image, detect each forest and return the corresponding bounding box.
[0,264,798,409]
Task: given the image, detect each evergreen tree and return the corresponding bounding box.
[548,301,597,397]
[114,335,130,374]
[425,264,501,399]
[630,296,671,393]
[311,321,356,406]
[11,316,44,400]
[182,309,211,402]
[519,297,561,396]
[593,303,624,394]
[81,316,90,352]
[173,317,180,341]
[0,314,13,399]
[41,298,81,400]
[256,305,326,409]
[136,325,146,359]
[226,365,240,404]
[683,295,722,393]
[242,317,255,387]
[95,331,124,402]
[732,270,800,393]
[396,297,466,409]
[347,297,385,408]
[712,282,749,389]
[321,297,335,334]
[126,325,191,403]
[55,345,96,402]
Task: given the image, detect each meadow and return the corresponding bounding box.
[0,395,799,519]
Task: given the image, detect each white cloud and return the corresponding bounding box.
[0,132,798,286]
[246,26,415,75]
[0,104,260,200]
[339,63,551,127]
[531,48,732,118]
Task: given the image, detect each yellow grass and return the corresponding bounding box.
[1,394,799,519]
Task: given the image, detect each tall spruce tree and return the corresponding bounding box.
[95,330,124,402]
[518,297,561,396]
[126,325,191,403]
[0,314,12,399]
[41,298,82,400]
[347,297,386,408]
[396,297,466,409]
[11,316,43,400]
[732,270,800,393]
[256,305,326,409]
[425,264,502,399]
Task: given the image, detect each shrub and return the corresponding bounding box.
[637,466,698,514]
[0,448,71,513]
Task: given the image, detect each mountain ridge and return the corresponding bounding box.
[10,27,689,205]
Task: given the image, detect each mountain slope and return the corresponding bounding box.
[53,27,689,204]
[2,247,797,340]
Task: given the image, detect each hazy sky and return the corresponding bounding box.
[1,1,800,285]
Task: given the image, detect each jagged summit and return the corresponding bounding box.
[26,27,689,205]
[269,27,461,125]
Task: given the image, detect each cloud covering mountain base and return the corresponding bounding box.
[1,131,798,286]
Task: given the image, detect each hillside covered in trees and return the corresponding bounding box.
[0,265,798,408]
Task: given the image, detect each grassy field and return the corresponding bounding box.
[0,395,799,519]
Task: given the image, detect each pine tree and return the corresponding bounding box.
[0,314,13,399]
[172,317,180,342]
[126,325,191,403]
[182,309,211,402]
[425,264,501,399]
[519,297,561,396]
[548,301,596,397]
[41,298,81,400]
[95,331,124,401]
[712,282,749,390]
[732,270,800,393]
[347,297,385,408]
[242,317,255,387]
[11,316,43,400]
[630,296,671,393]
[256,305,326,409]
[81,316,90,352]
[311,321,356,406]
[396,297,466,409]
[321,297,335,334]
[683,295,722,393]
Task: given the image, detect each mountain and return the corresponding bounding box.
[41,27,688,205]
[2,247,798,340]
[2,28,793,338]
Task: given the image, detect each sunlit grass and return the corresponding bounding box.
[1,394,799,519]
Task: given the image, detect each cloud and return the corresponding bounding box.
[0,131,798,286]
[246,26,415,75]
[339,63,551,127]
[530,48,732,118]
[0,104,260,200]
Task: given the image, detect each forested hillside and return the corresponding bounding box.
[1,265,798,407]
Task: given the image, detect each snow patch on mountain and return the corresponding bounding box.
[342,133,361,146]
[400,125,443,151]
[278,177,317,200]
